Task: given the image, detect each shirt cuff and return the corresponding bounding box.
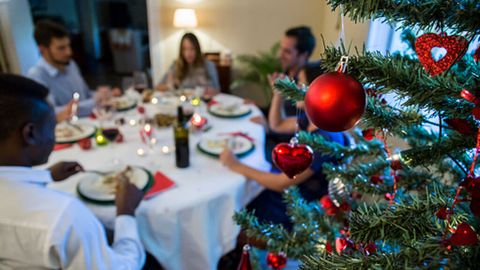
[114,215,140,243]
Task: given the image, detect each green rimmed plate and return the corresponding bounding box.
[208,103,252,118]
[197,135,255,158]
[77,167,153,205]
[55,123,96,144]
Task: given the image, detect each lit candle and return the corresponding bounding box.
[144,123,153,137]
[190,113,207,128]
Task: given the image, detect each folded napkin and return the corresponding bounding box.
[144,171,175,200]
[207,99,219,107]
[53,144,73,151]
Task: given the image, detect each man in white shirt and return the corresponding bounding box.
[27,20,120,122]
[0,74,145,269]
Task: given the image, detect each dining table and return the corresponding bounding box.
[46,91,271,270]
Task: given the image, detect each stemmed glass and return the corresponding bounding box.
[133,71,148,94]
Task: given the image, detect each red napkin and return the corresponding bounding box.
[207,99,219,107]
[144,171,175,200]
[53,144,73,151]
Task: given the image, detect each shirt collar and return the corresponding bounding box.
[0,166,53,185]
[39,57,60,77]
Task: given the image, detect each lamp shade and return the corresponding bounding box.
[173,8,198,28]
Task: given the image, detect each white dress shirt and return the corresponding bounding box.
[0,167,145,270]
[27,58,95,117]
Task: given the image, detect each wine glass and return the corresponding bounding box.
[133,71,148,94]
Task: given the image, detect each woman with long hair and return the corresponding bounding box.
[156,33,219,96]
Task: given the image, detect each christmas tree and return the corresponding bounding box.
[234,0,480,268]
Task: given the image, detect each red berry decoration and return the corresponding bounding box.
[272,142,313,179]
[137,106,146,114]
[370,175,384,185]
[474,45,480,63]
[449,223,478,246]
[304,72,366,132]
[78,138,92,150]
[436,207,448,220]
[266,252,287,269]
[364,243,377,256]
[415,33,468,76]
[362,128,375,141]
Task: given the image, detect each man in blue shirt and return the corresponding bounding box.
[27,20,114,121]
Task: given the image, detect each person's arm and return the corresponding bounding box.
[205,60,220,95]
[156,63,176,91]
[220,149,314,192]
[50,175,145,270]
[267,89,297,134]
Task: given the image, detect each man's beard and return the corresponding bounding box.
[46,50,70,67]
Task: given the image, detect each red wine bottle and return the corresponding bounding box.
[174,106,189,168]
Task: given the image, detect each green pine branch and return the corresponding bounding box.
[327,0,480,36]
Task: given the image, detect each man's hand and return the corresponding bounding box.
[267,72,285,88]
[55,99,76,123]
[115,172,144,216]
[49,161,83,181]
[94,86,113,105]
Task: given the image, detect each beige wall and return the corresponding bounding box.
[148,0,371,84]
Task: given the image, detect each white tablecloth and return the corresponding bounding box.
[46,93,270,270]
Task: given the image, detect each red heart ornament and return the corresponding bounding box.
[415,33,468,76]
[272,143,314,179]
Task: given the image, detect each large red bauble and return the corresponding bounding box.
[266,252,287,269]
[305,72,365,132]
[272,143,313,179]
[449,223,478,246]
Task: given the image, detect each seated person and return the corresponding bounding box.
[220,87,349,230]
[27,20,119,122]
[156,32,220,97]
[0,74,145,269]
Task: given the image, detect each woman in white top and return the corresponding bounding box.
[156,33,220,96]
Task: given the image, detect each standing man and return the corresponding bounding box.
[0,74,145,269]
[27,20,113,121]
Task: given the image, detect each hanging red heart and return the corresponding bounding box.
[272,143,314,179]
[449,222,478,246]
[266,252,287,269]
[415,33,468,76]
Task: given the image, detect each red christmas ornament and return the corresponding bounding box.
[362,128,375,141]
[78,138,92,150]
[384,193,394,201]
[436,207,448,219]
[470,198,480,217]
[335,237,348,254]
[370,175,384,185]
[320,195,338,216]
[237,245,253,270]
[266,252,287,269]
[449,223,478,246]
[325,242,333,253]
[272,142,313,179]
[444,118,475,135]
[390,160,402,171]
[474,46,480,63]
[364,243,377,256]
[415,33,469,76]
[304,72,366,132]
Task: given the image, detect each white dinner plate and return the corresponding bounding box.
[77,167,153,204]
[112,96,137,111]
[208,103,252,118]
[197,134,255,157]
[55,123,96,144]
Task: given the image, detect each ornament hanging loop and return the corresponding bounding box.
[336,55,349,73]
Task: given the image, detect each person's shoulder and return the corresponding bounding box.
[27,61,48,80]
[204,60,216,68]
